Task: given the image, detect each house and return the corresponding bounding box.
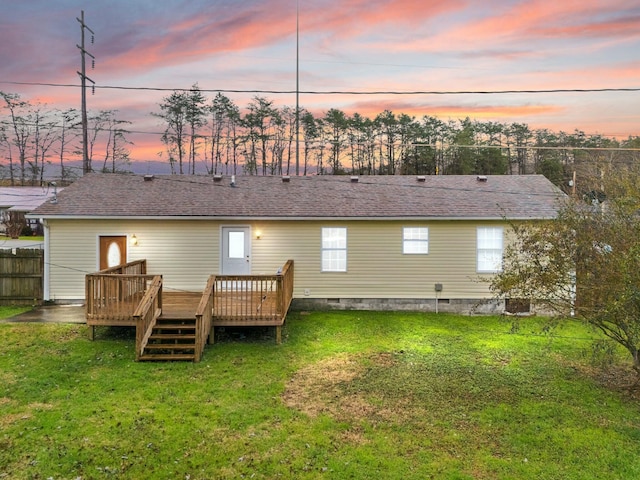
[1,186,61,237]
[30,172,563,314]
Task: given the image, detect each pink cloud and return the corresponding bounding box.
[393,0,640,55]
[301,0,466,36]
[519,61,640,89]
[343,99,563,120]
[93,0,469,77]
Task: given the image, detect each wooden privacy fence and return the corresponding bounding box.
[0,248,44,306]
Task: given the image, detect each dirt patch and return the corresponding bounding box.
[0,402,53,428]
[282,352,426,427]
[282,354,363,419]
[0,412,30,428]
[574,362,640,400]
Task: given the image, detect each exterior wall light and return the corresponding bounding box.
[255,230,262,240]
[130,234,138,246]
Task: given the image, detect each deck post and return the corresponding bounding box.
[209,326,215,344]
[275,325,282,344]
[88,325,95,341]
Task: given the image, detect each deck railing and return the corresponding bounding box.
[99,259,147,276]
[86,260,151,324]
[212,260,294,323]
[133,275,163,361]
[86,275,160,326]
[194,275,215,362]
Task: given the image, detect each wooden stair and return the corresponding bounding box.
[138,316,197,361]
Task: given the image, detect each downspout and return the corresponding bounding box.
[42,219,50,301]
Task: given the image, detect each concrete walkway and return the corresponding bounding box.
[3,304,86,324]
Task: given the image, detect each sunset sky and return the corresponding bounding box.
[1,0,639,164]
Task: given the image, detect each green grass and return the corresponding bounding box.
[1,310,639,479]
[0,235,44,241]
[0,306,31,318]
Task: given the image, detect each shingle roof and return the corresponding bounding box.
[30,173,564,220]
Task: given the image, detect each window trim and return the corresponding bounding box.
[402,226,429,255]
[477,226,504,273]
[321,227,347,272]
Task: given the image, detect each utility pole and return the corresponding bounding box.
[295,0,300,176]
[77,10,95,175]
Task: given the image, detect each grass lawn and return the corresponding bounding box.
[0,236,44,241]
[1,308,639,479]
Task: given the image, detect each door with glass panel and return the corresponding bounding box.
[221,227,251,275]
[99,235,127,270]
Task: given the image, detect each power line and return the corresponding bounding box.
[2,80,640,96]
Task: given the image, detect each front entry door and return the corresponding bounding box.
[221,227,251,275]
[99,236,127,270]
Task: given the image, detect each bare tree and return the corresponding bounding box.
[2,211,26,238]
[100,111,132,173]
[1,92,30,185]
[56,109,81,184]
[30,107,59,184]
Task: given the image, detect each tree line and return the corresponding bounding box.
[154,86,640,190]
[0,91,132,185]
[2,87,639,192]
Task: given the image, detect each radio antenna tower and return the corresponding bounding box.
[77,10,95,175]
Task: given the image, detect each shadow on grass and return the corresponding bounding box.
[213,325,280,344]
[91,324,281,344]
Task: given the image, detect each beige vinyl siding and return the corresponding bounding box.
[47,220,102,300]
[47,219,222,300]
[46,218,505,301]
[247,219,503,300]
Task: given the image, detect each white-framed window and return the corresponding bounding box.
[321,227,347,272]
[403,227,429,254]
[477,227,503,272]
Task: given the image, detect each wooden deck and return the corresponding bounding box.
[84,260,294,361]
[162,291,201,318]
[147,290,286,325]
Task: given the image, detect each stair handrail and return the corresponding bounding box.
[194,275,215,362]
[133,275,163,361]
[97,259,147,275]
[277,260,294,316]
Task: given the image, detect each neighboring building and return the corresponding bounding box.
[1,186,61,236]
[29,173,563,313]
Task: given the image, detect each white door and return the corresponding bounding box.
[221,227,251,275]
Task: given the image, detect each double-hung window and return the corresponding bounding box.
[321,227,347,272]
[477,227,503,272]
[403,227,429,254]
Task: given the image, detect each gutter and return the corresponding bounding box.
[26,214,557,222]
